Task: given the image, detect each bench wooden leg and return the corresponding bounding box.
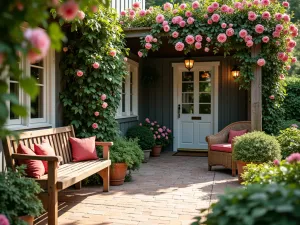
[99,167,109,192]
[48,161,58,225]
[74,181,82,189]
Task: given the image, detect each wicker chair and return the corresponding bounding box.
[206,121,251,176]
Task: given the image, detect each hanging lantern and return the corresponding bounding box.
[184,54,194,71]
[231,65,240,79]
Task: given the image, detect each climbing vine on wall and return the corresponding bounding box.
[60,6,128,141]
[121,0,298,134]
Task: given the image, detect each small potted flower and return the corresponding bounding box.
[126,125,155,163]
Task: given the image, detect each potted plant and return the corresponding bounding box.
[233,131,281,183]
[126,125,155,162]
[0,165,44,225]
[109,138,144,185]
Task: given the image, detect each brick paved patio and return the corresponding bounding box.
[35,152,239,225]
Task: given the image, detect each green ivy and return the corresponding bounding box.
[283,76,300,121]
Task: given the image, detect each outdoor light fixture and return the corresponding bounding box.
[231,65,240,79]
[184,54,194,71]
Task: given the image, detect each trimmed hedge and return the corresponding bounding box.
[283,77,300,121]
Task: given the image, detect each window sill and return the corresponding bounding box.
[5,123,54,131]
[115,115,138,120]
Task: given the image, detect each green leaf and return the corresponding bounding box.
[48,22,65,51]
[11,104,27,117]
[19,77,39,99]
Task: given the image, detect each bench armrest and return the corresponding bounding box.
[95,142,113,160]
[95,142,113,147]
[12,153,62,162]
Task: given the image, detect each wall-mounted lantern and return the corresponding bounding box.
[231,65,240,79]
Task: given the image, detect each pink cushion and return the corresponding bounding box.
[228,129,248,143]
[211,143,232,153]
[34,139,57,174]
[69,136,98,162]
[17,143,45,178]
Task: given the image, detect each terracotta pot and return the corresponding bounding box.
[143,149,151,163]
[19,215,34,225]
[236,161,248,183]
[151,145,162,157]
[110,163,128,186]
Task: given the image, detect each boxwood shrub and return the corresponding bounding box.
[126,125,155,150]
[277,128,300,159]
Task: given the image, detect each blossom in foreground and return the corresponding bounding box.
[58,0,79,21]
[287,153,300,163]
[138,51,143,57]
[77,10,85,20]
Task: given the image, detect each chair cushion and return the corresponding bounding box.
[17,143,45,178]
[34,139,58,174]
[211,143,232,153]
[69,136,98,162]
[228,129,248,143]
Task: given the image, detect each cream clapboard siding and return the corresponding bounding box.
[111,0,145,14]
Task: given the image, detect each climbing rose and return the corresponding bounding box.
[0,214,9,225]
[261,0,270,6]
[129,10,135,16]
[138,51,143,57]
[172,31,179,38]
[120,11,126,16]
[248,11,257,21]
[101,94,107,101]
[226,28,234,37]
[246,40,254,47]
[145,118,150,123]
[180,3,187,9]
[217,33,227,43]
[129,15,135,20]
[275,13,283,21]
[204,14,208,19]
[195,42,202,49]
[132,2,140,9]
[255,24,265,34]
[207,19,213,25]
[109,50,116,57]
[207,6,214,13]
[239,29,248,38]
[179,20,186,27]
[158,128,163,133]
[102,102,108,109]
[206,37,211,42]
[145,35,153,43]
[185,11,192,17]
[262,36,270,43]
[151,122,154,126]
[173,9,178,14]
[212,2,219,9]
[275,24,283,32]
[175,42,185,51]
[192,1,200,9]
[58,0,79,21]
[77,10,85,20]
[273,159,280,166]
[156,14,164,23]
[205,47,210,52]
[92,62,99,69]
[290,25,297,32]
[282,1,289,8]
[163,2,173,11]
[273,31,281,38]
[94,111,99,116]
[153,38,157,43]
[145,43,152,49]
[292,57,297,63]
[234,2,243,9]
[228,7,234,14]
[287,153,300,163]
[139,10,146,17]
[229,23,233,28]
[288,40,296,48]
[162,21,168,26]
[24,28,50,63]
[157,135,161,139]
[185,35,195,45]
[76,70,83,77]
[269,95,275,100]
[262,11,271,20]
[245,35,252,42]
[257,58,266,66]
[163,25,170,32]
[195,35,203,42]
[221,23,227,29]
[187,17,195,24]
[211,14,220,22]
[92,123,98,129]
[253,0,260,5]
[221,5,229,12]
[162,133,165,137]
[283,14,290,22]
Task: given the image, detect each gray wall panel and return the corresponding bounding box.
[117,117,138,136]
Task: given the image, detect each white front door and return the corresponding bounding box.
[173,62,219,151]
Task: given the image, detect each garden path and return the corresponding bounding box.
[35,152,239,225]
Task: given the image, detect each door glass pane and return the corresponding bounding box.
[31,67,44,84]
[182,104,194,114]
[199,93,211,103]
[182,72,194,81]
[182,83,194,92]
[182,93,194,103]
[200,83,211,92]
[31,87,44,118]
[199,71,211,81]
[199,104,211,114]
[9,82,19,120]
[30,60,44,119]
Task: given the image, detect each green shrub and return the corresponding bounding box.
[126,125,155,150]
[233,131,281,163]
[110,138,144,170]
[283,76,300,121]
[202,184,300,225]
[0,166,44,225]
[277,128,300,159]
[242,160,300,186]
[280,120,300,130]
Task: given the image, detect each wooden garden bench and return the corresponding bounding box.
[3,125,112,225]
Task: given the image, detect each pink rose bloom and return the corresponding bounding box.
[195,35,203,42]
[145,43,152,49]
[207,19,213,25]
[101,94,106,101]
[187,17,195,25]
[221,5,229,12]
[153,38,157,43]
[129,10,135,16]
[92,123,98,129]
[287,48,293,53]
[157,135,161,139]
[207,6,214,13]
[261,0,270,6]
[291,31,299,38]
[167,129,171,133]
[206,37,211,42]
[129,15,135,20]
[154,121,157,124]
[211,14,220,22]
[255,24,265,34]
[145,118,150,123]
[195,42,202,49]
[149,7,153,11]
[138,51,143,57]
[156,14,165,23]
[217,33,227,43]
[102,102,108,109]
[257,58,266,66]
[110,50,117,57]
[139,123,142,126]
[246,40,254,47]
[290,25,297,32]
[226,28,234,37]
[120,11,126,16]
[245,35,252,42]
[91,5,98,13]
[24,28,50,63]
[163,126,166,130]
[275,13,283,21]
[162,133,165,137]
[229,23,233,28]
[172,17,178,24]
[172,31,179,38]
[253,0,260,5]
[163,25,170,32]
[77,10,85,20]
[93,62,99,69]
[269,95,275,100]
[262,36,270,43]
[280,74,285,80]
[163,2,173,11]
[146,10,151,15]
[287,153,300,163]
[288,40,296,48]
[185,11,193,17]
[192,1,200,9]
[273,31,281,38]
[282,54,289,62]
[175,42,185,51]
[292,57,297,63]
[248,11,257,21]
[212,2,219,9]
[151,122,154,126]
[94,111,99,116]
[275,24,283,32]
[221,23,227,29]
[185,35,195,45]
[179,20,186,27]
[0,214,9,225]
[158,128,163,133]
[180,3,187,10]
[283,14,290,22]
[76,70,83,77]
[239,29,248,38]
[63,47,68,52]
[162,21,168,26]
[139,10,146,17]
[228,8,234,14]
[154,135,156,139]
[205,47,210,52]
[58,0,79,21]
[286,65,291,70]
[273,159,280,166]
[133,2,140,9]
[262,11,271,20]
[173,9,178,14]
[282,1,289,8]
[145,35,153,43]
[234,2,243,10]
[166,136,169,140]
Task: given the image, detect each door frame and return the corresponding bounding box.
[172,61,220,152]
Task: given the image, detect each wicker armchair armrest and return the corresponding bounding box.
[206,133,228,145]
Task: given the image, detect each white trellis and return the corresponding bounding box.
[111,0,145,14]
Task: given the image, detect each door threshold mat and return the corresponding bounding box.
[173,151,208,157]
[177,148,208,152]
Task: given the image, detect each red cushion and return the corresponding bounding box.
[17,143,45,178]
[34,139,57,174]
[69,136,98,162]
[211,143,232,153]
[228,129,248,143]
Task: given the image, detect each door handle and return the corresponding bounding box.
[178,104,181,119]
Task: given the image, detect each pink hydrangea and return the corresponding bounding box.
[195,42,202,49]
[246,40,254,47]
[282,1,289,8]
[221,5,229,12]
[120,11,126,16]
[145,43,152,49]
[185,35,195,45]
[275,24,283,32]
[145,118,150,123]
[221,23,227,29]
[212,2,219,9]
[145,35,153,43]
[261,0,270,6]
[24,28,50,63]
[175,42,185,51]
[163,25,170,32]
[187,17,195,24]
[77,10,85,20]
[163,2,173,11]
[217,33,227,43]
[0,214,9,225]
[211,14,220,22]
[207,6,214,13]
[58,0,79,21]
[158,128,163,132]
[180,3,187,10]
[110,50,117,57]
[92,123,98,129]
[185,11,192,17]
[257,58,266,66]
[262,11,271,20]
[76,70,83,77]
[206,37,211,42]
[102,102,108,109]
[275,13,283,21]
[248,11,257,21]
[156,14,165,23]
[226,28,234,37]
[205,47,210,52]
[179,20,186,27]
[94,111,99,116]
[139,10,146,17]
[255,24,265,34]
[132,2,140,9]
[269,95,275,100]
[172,31,179,38]
[239,29,248,38]
[195,35,203,42]
[93,62,99,69]
[287,153,300,163]
[262,36,270,43]
[138,51,143,57]
[192,1,200,9]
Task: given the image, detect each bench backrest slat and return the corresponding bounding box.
[3,125,75,169]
